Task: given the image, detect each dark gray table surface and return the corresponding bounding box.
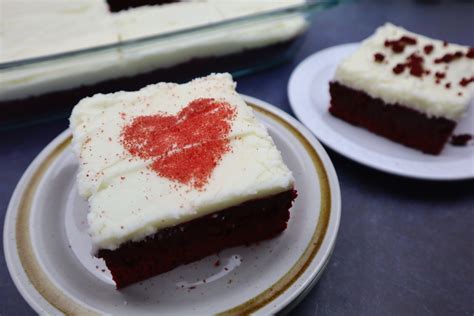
[1,1,473,315]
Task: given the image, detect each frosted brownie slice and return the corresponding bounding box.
[70,73,296,288]
[329,23,474,154]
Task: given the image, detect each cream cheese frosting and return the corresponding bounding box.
[0,0,118,63]
[0,0,307,102]
[70,73,294,251]
[334,23,474,120]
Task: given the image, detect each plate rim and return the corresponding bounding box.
[288,42,474,181]
[3,94,341,315]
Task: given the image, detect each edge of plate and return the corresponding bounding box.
[3,95,341,315]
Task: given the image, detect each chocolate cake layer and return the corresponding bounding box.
[329,81,456,155]
[106,0,180,12]
[1,38,298,128]
[98,189,297,289]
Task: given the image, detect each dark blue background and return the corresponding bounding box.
[1,1,473,315]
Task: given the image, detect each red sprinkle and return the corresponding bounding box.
[392,63,405,74]
[121,98,236,189]
[406,53,425,77]
[434,51,464,64]
[435,72,446,79]
[459,76,474,87]
[443,41,448,47]
[392,53,426,77]
[374,53,385,62]
[467,48,474,58]
[450,134,473,146]
[445,83,451,89]
[423,44,434,55]
[384,35,417,53]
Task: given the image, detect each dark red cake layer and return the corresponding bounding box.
[329,81,456,155]
[106,0,180,12]
[1,38,298,128]
[98,189,297,289]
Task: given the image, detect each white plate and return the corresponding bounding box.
[288,43,474,180]
[4,95,341,315]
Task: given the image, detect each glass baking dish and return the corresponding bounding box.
[0,0,341,129]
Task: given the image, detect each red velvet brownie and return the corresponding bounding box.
[329,23,474,155]
[70,73,297,288]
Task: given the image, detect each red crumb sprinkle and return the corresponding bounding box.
[435,72,446,79]
[392,63,405,74]
[121,98,236,189]
[405,53,425,77]
[434,51,464,64]
[443,41,448,47]
[214,260,221,267]
[435,79,441,84]
[384,35,417,53]
[445,83,451,89]
[467,48,474,58]
[374,52,385,62]
[458,92,463,96]
[459,76,474,87]
[120,176,125,180]
[392,53,426,77]
[450,134,473,146]
[400,36,417,45]
[423,44,434,55]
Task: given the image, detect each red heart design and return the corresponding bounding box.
[121,98,236,189]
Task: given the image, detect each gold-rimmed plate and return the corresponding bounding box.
[3,95,341,315]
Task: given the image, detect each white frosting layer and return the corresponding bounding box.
[334,23,474,120]
[114,2,223,41]
[0,0,118,63]
[70,73,294,251]
[0,0,307,101]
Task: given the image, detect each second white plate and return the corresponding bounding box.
[288,43,474,180]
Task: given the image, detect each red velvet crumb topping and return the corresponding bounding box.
[445,82,451,89]
[450,134,473,146]
[392,64,405,74]
[121,98,236,189]
[374,53,385,62]
[434,51,464,64]
[467,48,474,58]
[384,36,417,53]
[435,72,446,79]
[405,53,425,77]
[459,76,474,87]
[423,44,434,55]
[392,53,426,77]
